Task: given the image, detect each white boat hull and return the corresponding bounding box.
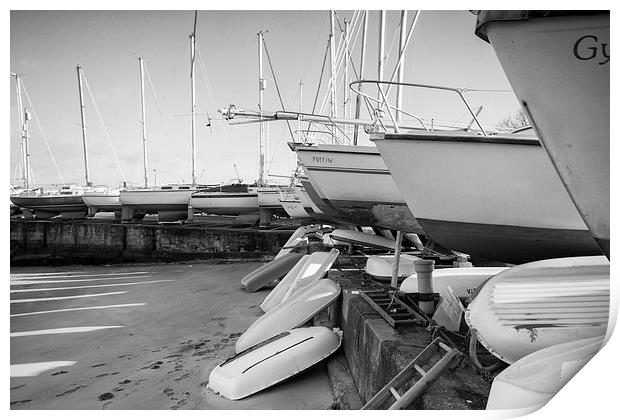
[476,12,610,257]
[465,256,609,364]
[257,187,287,216]
[364,254,421,282]
[486,336,604,412]
[119,189,192,213]
[400,267,509,299]
[261,249,340,313]
[236,279,341,353]
[275,224,322,259]
[208,326,341,400]
[191,191,259,216]
[373,131,602,263]
[330,228,396,251]
[294,143,423,233]
[82,192,121,213]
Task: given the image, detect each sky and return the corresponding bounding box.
[10,9,521,188]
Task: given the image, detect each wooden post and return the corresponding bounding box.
[390,230,404,289]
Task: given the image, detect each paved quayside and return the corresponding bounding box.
[10,262,335,409]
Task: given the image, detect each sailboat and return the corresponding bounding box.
[372,126,602,264]
[474,11,609,259]
[10,70,92,219]
[120,15,203,222]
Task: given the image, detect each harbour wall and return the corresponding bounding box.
[10,219,295,265]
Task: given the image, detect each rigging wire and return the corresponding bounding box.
[81,73,128,183]
[300,13,329,82]
[261,35,296,143]
[20,80,65,184]
[143,61,185,183]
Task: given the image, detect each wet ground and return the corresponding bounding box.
[10,262,335,409]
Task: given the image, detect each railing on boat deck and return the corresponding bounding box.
[349,79,490,136]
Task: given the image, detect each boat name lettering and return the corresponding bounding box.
[573,35,609,65]
[312,156,333,164]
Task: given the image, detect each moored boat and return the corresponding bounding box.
[372,129,602,264]
[475,11,610,258]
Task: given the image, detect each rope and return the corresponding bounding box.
[81,73,128,183]
[143,61,185,183]
[20,80,65,184]
[261,35,296,143]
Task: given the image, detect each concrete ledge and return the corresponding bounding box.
[329,268,491,410]
[10,219,295,265]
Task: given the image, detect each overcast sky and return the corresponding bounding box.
[10,10,520,188]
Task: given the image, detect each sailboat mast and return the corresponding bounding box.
[353,11,368,145]
[258,31,266,186]
[378,10,386,100]
[13,73,29,190]
[138,57,148,188]
[189,18,197,187]
[396,11,408,123]
[329,11,337,119]
[76,65,91,186]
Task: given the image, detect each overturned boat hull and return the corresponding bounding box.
[486,336,604,412]
[261,249,340,313]
[209,326,341,400]
[365,254,421,282]
[240,252,304,293]
[465,256,609,364]
[236,279,341,353]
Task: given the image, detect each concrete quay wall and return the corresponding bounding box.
[10,219,294,265]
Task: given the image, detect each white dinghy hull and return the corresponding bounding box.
[261,249,340,312]
[365,254,421,282]
[236,279,341,353]
[330,229,396,251]
[400,267,509,299]
[465,256,609,364]
[209,326,342,400]
[486,336,604,412]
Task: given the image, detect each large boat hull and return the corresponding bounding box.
[119,189,192,213]
[476,12,610,257]
[10,195,87,219]
[82,192,121,213]
[257,187,288,217]
[293,143,423,233]
[190,192,259,216]
[373,131,602,263]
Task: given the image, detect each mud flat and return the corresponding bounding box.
[10,262,335,409]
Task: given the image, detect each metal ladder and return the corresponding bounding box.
[361,338,461,410]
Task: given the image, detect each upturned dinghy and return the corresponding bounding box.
[486,336,604,412]
[400,267,509,299]
[365,254,421,282]
[465,256,609,364]
[261,249,340,312]
[209,326,342,400]
[236,279,341,353]
[330,229,396,251]
[240,253,304,292]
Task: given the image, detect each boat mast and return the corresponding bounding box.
[298,81,303,143]
[353,11,368,145]
[258,30,266,186]
[13,73,30,190]
[396,11,408,123]
[343,18,349,122]
[378,10,386,100]
[329,11,337,120]
[76,65,91,186]
[189,12,197,187]
[138,57,148,188]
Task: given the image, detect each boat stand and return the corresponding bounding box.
[362,338,461,410]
